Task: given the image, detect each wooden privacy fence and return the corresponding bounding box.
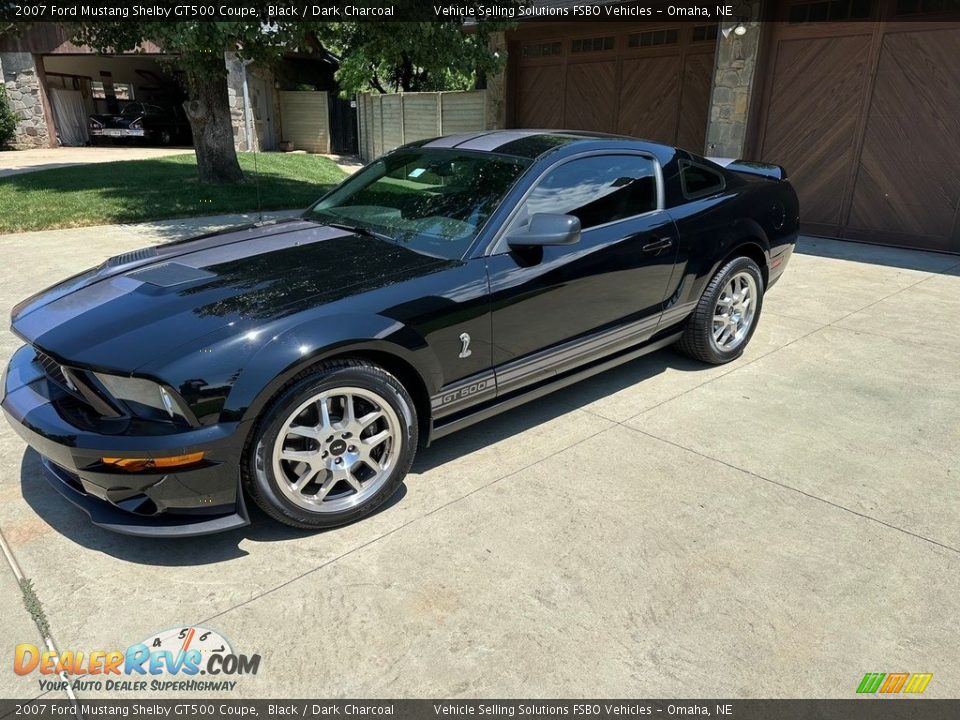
[279,91,330,153]
[357,90,489,162]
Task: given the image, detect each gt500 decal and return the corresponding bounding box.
[432,374,497,413]
[440,379,490,406]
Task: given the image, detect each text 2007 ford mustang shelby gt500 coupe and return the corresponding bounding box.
[2,131,798,536]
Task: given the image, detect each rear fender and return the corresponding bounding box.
[704,219,771,284]
[673,225,770,314]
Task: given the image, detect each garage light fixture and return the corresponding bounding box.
[721,19,752,38]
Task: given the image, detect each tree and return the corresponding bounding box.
[313,21,510,97]
[69,21,288,184]
[0,84,19,148]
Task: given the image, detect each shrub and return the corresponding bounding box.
[0,85,19,148]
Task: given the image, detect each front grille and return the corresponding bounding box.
[33,348,123,419]
[34,349,72,389]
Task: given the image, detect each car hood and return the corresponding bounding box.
[11,219,449,372]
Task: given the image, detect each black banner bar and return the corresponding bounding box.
[2,700,960,720]
[2,0,960,23]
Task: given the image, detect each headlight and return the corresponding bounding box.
[93,373,192,424]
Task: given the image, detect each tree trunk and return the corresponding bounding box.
[183,63,243,185]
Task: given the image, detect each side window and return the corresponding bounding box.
[680,160,725,199]
[511,155,659,232]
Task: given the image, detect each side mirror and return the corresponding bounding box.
[506,213,581,249]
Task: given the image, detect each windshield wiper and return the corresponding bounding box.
[316,220,394,244]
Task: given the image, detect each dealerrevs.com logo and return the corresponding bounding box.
[14,626,261,694]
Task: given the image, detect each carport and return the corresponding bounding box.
[40,54,187,147]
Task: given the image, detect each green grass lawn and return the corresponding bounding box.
[0,152,347,234]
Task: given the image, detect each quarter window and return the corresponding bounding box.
[511,155,659,233]
[680,160,725,199]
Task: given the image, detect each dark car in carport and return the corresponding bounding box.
[89,102,190,146]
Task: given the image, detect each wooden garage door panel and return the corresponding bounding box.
[847,162,960,238]
[847,28,960,242]
[517,64,563,128]
[618,56,682,144]
[676,52,713,153]
[759,34,871,229]
[564,60,617,133]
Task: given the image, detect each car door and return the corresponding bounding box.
[486,152,679,396]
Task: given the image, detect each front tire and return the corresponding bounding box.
[244,360,418,530]
[675,256,764,364]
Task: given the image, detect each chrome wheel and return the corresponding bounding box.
[712,271,758,351]
[271,386,401,513]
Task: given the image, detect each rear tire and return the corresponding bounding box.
[675,256,764,365]
[243,360,418,530]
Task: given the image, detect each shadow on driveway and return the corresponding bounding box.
[19,347,703,565]
[796,235,959,272]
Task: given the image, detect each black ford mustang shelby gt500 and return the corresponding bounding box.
[2,131,798,536]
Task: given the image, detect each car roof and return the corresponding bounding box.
[409,130,679,163]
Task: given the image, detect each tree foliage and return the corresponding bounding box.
[0,84,19,148]
[315,21,510,96]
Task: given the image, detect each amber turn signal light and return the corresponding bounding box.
[101,452,205,472]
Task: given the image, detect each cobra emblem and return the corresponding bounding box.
[458,332,472,359]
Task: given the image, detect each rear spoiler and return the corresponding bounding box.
[708,157,787,181]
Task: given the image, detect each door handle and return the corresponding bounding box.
[642,237,673,253]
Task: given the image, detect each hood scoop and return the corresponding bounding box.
[106,247,159,267]
[126,262,216,288]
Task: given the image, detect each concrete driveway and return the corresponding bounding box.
[0,220,957,700]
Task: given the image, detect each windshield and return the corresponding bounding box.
[306,148,530,260]
[120,104,142,116]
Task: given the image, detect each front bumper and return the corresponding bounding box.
[2,345,250,537]
[90,128,145,138]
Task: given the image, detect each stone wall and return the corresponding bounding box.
[225,52,279,152]
[224,52,250,152]
[704,2,763,158]
[0,52,50,149]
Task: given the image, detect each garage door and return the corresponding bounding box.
[754,10,960,252]
[279,91,330,154]
[508,23,717,153]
